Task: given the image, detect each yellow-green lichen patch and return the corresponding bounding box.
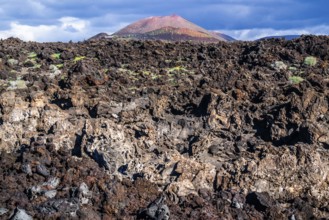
[304,56,317,66]
[289,76,304,84]
[27,52,37,59]
[51,53,61,59]
[8,80,27,90]
[73,56,86,62]
[55,64,64,69]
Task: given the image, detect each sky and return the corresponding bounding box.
[0,0,328,42]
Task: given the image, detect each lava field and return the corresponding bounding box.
[0,36,329,219]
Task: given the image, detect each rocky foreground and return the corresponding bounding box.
[0,36,329,219]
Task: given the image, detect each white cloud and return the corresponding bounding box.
[0,17,90,42]
[0,12,134,42]
[0,22,55,41]
[59,17,88,32]
[220,25,329,40]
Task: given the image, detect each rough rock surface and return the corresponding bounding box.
[0,36,329,219]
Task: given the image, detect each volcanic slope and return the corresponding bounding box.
[211,31,236,42]
[112,14,227,42]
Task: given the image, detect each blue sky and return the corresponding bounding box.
[0,0,328,42]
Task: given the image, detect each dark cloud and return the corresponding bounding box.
[0,0,328,41]
[45,0,329,29]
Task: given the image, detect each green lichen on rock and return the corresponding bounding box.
[272,61,287,70]
[289,76,304,84]
[167,66,194,75]
[55,64,64,69]
[288,66,297,71]
[51,53,61,59]
[168,66,186,73]
[49,64,61,78]
[8,80,27,90]
[33,64,42,69]
[27,52,37,59]
[7,59,19,67]
[73,56,85,62]
[304,56,317,66]
[23,58,36,67]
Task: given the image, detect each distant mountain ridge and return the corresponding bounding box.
[88,33,111,41]
[259,35,300,40]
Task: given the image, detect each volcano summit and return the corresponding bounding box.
[91,15,228,42]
